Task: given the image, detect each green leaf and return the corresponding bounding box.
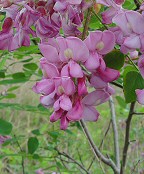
[0,119,13,135]
[23,63,38,71]
[33,154,40,160]
[0,103,49,114]
[0,71,5,78]
[0,52,8,70]
[28,137,39,154]
[32,129,41,136]
[4,93,16,99]
[104,50,125,70]
[116,96,127,109]
[0,79,28,85]
[8,86,20,92]
[48,131,61,139]
[124,71,144,103]
[123,65,137,78]
[12,72,26,79]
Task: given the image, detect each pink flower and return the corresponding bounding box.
[113,11,144,36]
[135,89,144,105]
[84,30,115,55]
[35,169,44,174]
[0,17,13,50]
[138,55,144,78]
[0,136,11,145]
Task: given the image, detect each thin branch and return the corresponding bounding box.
[87,119,111,172]
[132,112,144,115]
[82,7,92,40]
[14,135,25,174]
[126,56,139,71]
[120,102,136,174]
[134,0,141,9]
[92,11,108,30]
[99,120,112,150]
[109,96,120,170]
[56,149,90,174]
[131,159,141,174]
[111,82,123,89]
[77,148,84,166]
[80,120,120,174]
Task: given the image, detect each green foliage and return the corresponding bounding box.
[28,137,39,154]
[124,71,144,103]
[104,50,125,70]
[23,63,38,71]
[0,119,12,135]
[12,72,26,79]
[116,96,127,109]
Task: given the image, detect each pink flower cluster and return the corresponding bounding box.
[0,0,90,51]
[33,30,119,130]
[97,0,144,105]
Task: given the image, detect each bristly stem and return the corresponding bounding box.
[82,7,92,40]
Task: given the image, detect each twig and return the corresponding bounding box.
[120,102,136,174]
[109,96,120,170]
[99,120,112,150]
[126,56,139,71]
[131,159,141,174]
[56,149,90,174]
[77,148,84,166]
[132,112,144,115]
[80,120,120,174]
[111,82,123,89]
[14,135,25,174]
[82,7,92,40]
[134,0,141,9]
[92,11,108,30]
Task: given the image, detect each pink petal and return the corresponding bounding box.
[135,89,144,105]
[54,99,60,111]
[84,31,102,51]
[138,55,144,78]
[62,77,75,95]
[78,77,88,96]
[125,11,144,35]
[66,37,89,62]
[32,79,55,95]
[60,95,72,111]
[56,36,89,62]
[84,52,100,70]
[98,68,120,82]
[82,90,110,106]
[69,60,83,78]
[90,75,107,89]
[61,65,70,77]
[66,100,83,121]
[50,110,63,122]
[60,116,69,130]
[40,58,60,78]
[113,12,132,36]
[39,43,60,63]
[98,30,115,55]
[123,35,141,49]
[83,106,99,121]
[40,93,55,108]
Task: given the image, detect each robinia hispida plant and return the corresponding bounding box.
[0,0,144,174]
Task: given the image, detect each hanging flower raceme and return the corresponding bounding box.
[0,0,90,51]
[33,31,120,130]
